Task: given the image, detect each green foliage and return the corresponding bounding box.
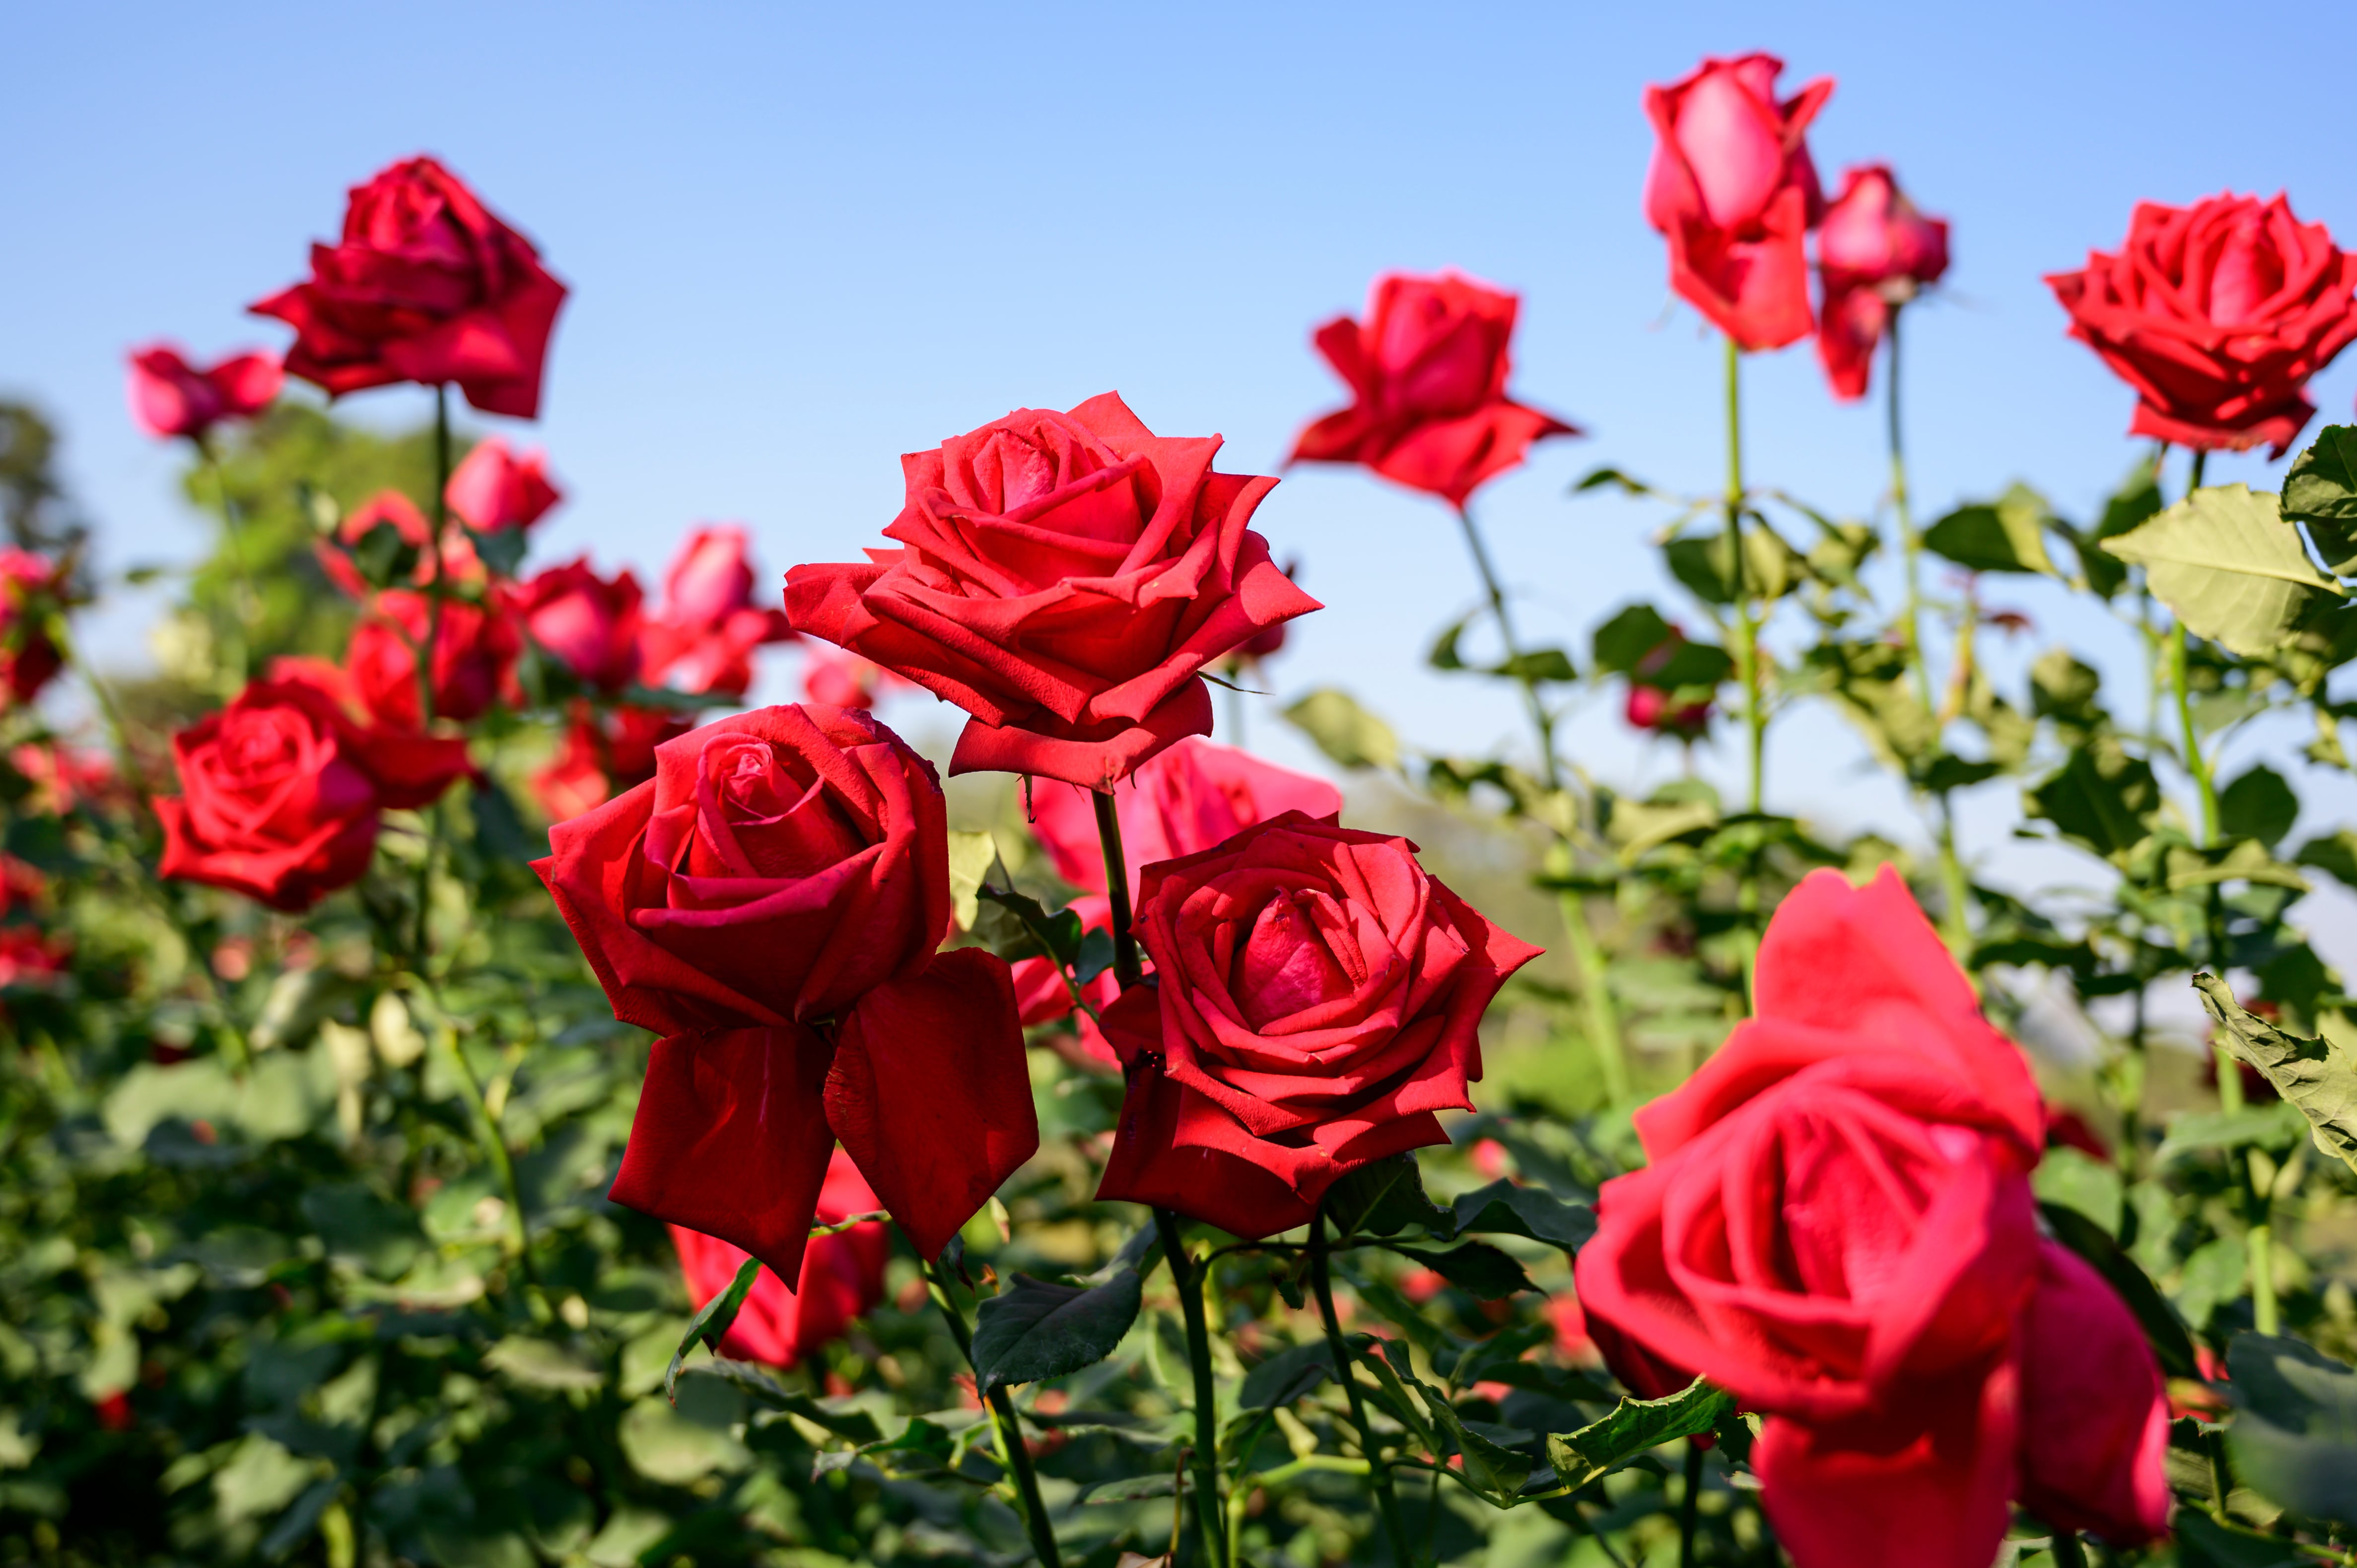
[1279,686,1399,771]
[2283,424,2357,573]
[1922,484,2059,575]
[2226,1333,2357,1525]
[2103,485,2342,656]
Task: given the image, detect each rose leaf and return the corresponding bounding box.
[665,1255,762,1403]
[2102,485,2341,657]
[2194,973,2357,1178]
[2224,1333,2357,1527]
[970,1269,1143,1393]
[1543,1377,1734,1494]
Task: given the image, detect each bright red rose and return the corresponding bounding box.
[126,345,281,441]
[1095,811,1541,1237]
[157,674,473,911]
[445,438,561,533]
[0,550,65,706]
[1643,54,1834,351]
[513,560,643,693]
[786,393,1321,791]
[347,589,522,729]
[1574,868,2165,1568]
[318,490,484,598]
[1289,273,1578,506]
[534,705,1038,1276]
[798,644,910,712]
[532,702,693,822]
[1815,166,1950,401]
[641,527,793,699]
[670,1148,889,1368]
[252,155,567,418]
[2047,193,2357,455]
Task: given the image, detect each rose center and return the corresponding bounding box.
[1232,889,1357,1029]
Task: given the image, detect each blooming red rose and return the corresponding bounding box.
[670,1147,889,1368]
[1289,273,1578,506]
[534,705,1038,1275]
[318,490,484,599]
[1643,54,1834,351]
[0,550,65,706]
[157,674,473,911]
[1815,166,1950,401]
[641,527,793,699]
[347,589,522,729]
[785,393,1321,790]
[1574,868,2167,1568]
[513,559,643,693]
[1094,811,1541,1236]
[532,702,693,822]
[126,345,281,441]
[2047,193,2357,455]
[252,155,566,419]
[445,438,561,534]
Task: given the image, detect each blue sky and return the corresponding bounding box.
[11,0,2357,961]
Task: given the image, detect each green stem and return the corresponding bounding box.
[1309,1208,1416,1567]
[2250,1222,2279,1335]
[1724,336,1762,816]
[410,388,454,965]
[1678,1440,1703,1568]
[1935,792,1974,965]
[1887,309,1934,716]
[2050,1529,2088,1568]
[1091,790,1142,989]
[924,1262,1062,1568]
[1451,503,1558,793]
[1155,1208,1229,1566]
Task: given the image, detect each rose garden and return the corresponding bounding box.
[7,46,2357,1568]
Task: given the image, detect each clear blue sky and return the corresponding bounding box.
[11,0,2357,968]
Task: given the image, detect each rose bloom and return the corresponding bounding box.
[252,155,567,418]
[798,644,909,712]
[346,589,522,729]
[513,559,644,694]
[1574,869,2169,1568]
[532,702,693,823]
[641,527,794,700]
[444,438,561,534]
[786,393,1320,790]
[1816,165,1950,401]
[1289,273,1578,507]
[1094,811,1541,1235]
[534,705,1038,1276]
[0,550,65,706]
[158,673,473,911]
[125,344,281,442]
[1643,54,1834,351]
[9,742,118,817]
[2047,192,2357,456]
[670,1149,888,1369]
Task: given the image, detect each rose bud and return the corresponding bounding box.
[157,673,473,911]
[534,705,1038,1277]
[125,344,281,442]
[787,393,1320,790]
[2047,192,2357,455]
[0,549,66,706]
[251,155,567,418]
[1816,166,1951,401]
[512,559,644,693]
[1289,274,1578,506]
[532,702,693,822]
[346,589,522,729]
[1643,54,1835,351]
[445,438,561,534]
[1094,811,1541,1236]
[670,1148,888,1368]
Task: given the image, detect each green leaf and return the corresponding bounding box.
[2226,1333,2357,1526]
[2218,766,2299,848]
[2026,742,2158,860]
[2294,830,2357,890]
[1321,1153,1451,1240]
[2194,973,2357,1177]
[2103,485,2340,656]
[1544,1378,1734,1492]
[945,830,996,932]
[1414,1384,1536,1505]
[1592,605,1675,675]
[2283,425,2357,574]
[348,519,420,589]
[484,1337,605,1392]
[468,524,530,579]
[970,1269,1143,1392]
[2174,1511,2307,1568]
[1385,1242,1533,1300]
[298,1182,424,1281]
[2036,1203,2197,1379]
[1924,486,2058,575]
[1239,1338,1356,1410]
[2029,649,2105,731]
[1448,1179,1596,1254]
[1665,525,1800,606]
[1573,466,1661,497]
[2031,1147,2122,1237]
[972,884,1085,968]
[700,1359,882,1442]
[1493,648,1578,684]
[1281,688,1399,771]
[666,1256,761,1402]
[2155,1103,2307,1166]
[1428,616,1473,671]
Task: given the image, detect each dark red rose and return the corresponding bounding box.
[346,589,522,728]
[670,1148,888,1368]
[1816,166,1950,401]
[251,155,567,418]
[444,438,560,533]
[1095,812,1540,1236]
[534,705,1038,1275]
[1574,869,2166,1568]
[126,344,281,441]
[532,702,693,822]
[0,550,65,706]
[1643,54,1834,351]
[1289,274,1577,506]
[2047,193,2357,455]
[157,673,473,911]
[786,393,1320,790]
[513,559,643,693]
[640,527,793,699]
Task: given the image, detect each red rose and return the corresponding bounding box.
[157,674,473,911]
[1815,166,1950,401]
[2047,193,2357,455]
[2014,1241,2172,1543]
[512,559,643,694]
[346,589,522,728]
[1573,869,2166,1568]
[444,438,561,533]
[1094,812,1540,1236]
[125,344,281,442]
[1289,273,1577,506]
[532,702,693,822]
[251,155,567,419]
[1624,626,1714,740]
[534,705,1038,1274]
[785,393,1320,790]
[0,550,65,706]
[670,1148,888,1368]
[641,527,793,699]
[318,490,485,598]
[1643,54,1834,351]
